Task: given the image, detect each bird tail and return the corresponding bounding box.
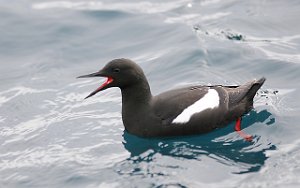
[246,77,266,102]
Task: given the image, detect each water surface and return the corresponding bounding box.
[1,0,300,187]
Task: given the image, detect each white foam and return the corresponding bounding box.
[172,89,219,124]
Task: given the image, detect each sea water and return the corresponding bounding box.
[1,0,300,187]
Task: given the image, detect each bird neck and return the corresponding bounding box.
[120,80,154,136]
[121,80,152,106]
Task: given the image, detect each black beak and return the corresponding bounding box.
[77,71,114,99]
[77,71,104,78]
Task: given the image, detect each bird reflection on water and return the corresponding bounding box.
[119,109,276,175]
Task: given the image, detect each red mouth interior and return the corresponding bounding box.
[85,77,114,99]
[96,77,114,91]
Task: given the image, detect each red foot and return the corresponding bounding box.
[235,117,253,142]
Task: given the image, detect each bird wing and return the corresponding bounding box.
[151,78,265,126]
[151,86,209,125]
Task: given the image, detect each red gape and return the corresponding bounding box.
[235,117,253,142]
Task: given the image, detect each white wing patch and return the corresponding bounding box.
[172,89,220,124]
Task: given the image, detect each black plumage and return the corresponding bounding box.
[78,58,265,138]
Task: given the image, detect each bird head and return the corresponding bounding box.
[77,58,145,99]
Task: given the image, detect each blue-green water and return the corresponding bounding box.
[1,0,300,187]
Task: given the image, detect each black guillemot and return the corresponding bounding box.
[78,58,265,141]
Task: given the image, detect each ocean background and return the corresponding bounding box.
[1,0,300,187]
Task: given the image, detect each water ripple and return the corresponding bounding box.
[2,0,300,187]
[32,1,190,14]
[0,86,56,107]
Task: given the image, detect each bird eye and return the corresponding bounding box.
[113,68,120,73]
